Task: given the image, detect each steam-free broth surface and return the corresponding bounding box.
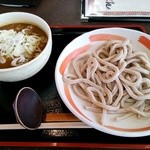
[0,23,48,68]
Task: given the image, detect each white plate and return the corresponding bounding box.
[55,28,150,137]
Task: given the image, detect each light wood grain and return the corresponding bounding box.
[43,113,80,122]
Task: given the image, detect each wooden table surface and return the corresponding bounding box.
[0,0,149,32]
[0,0,150,149]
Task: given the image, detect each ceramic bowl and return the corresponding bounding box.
[0,12,52,82]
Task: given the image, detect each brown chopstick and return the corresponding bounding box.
[0,113,89,130]
[43,113,80,122]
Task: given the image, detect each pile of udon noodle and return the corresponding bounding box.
[63,39,150,125]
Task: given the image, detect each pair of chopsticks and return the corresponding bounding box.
[0,113,91,130]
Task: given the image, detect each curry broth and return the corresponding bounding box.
[0,23,48,69]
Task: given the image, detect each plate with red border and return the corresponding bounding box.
[55,28,150,137]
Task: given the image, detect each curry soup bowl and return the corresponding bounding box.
[0,12,52,82]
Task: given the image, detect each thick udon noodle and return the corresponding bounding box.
[0,23,47,68]
[63,39,150,125]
